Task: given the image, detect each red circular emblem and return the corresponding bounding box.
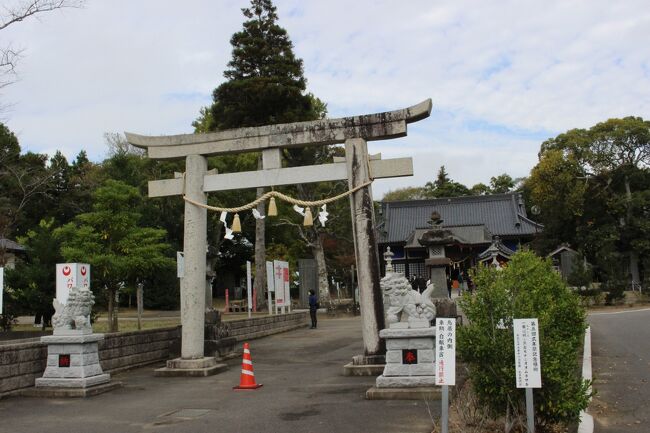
[80,266,87,276]
[62,266,72,276]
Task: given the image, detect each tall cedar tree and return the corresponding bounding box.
[197,0,324,305]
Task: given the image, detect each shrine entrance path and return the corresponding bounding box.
[0,316,436,433]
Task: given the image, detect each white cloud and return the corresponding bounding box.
[2,0,649,199]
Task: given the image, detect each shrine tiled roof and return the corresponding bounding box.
[378,193,542,244]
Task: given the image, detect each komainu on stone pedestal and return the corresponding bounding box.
[51,286,94,334]
[381,271,436,328]
[36,286,113,392]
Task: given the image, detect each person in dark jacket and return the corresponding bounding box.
[308,289,318,329]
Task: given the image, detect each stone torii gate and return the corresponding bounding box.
[126,99,431,374]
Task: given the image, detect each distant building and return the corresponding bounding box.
[547,245,580,281]
[377,193,542,281]
[0,238,27,269]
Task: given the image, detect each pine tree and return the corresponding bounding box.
[195,0,327,306]
[202,0,319,130]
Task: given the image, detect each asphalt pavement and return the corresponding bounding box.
[0,316,437,433]
[589,308,650,432]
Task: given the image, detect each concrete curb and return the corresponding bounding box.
[578,326,593,433]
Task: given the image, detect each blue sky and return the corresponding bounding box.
[2,0,649,198]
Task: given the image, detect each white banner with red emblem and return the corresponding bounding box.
[56,263,91,304]
[272,260,289,308]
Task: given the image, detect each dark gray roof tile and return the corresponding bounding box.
[379,193,542,243]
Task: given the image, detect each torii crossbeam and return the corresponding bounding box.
[126,99,432,372]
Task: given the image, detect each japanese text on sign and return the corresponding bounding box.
[435,318,456,386]
[513,318,542,388]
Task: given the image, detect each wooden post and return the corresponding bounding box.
[345,138,385,356]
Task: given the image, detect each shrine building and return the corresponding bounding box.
[377,193,543,282]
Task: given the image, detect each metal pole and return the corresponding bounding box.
[441,385,449,433]
[526,387,535,433]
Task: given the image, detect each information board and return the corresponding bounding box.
[435,317,456,386]
[513,318,542,388]
[55,263,91,304]
[266,261,275,292]
[273,260,288,307]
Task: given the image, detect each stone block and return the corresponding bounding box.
[383,363,436,377]
[375,374,437,388]
[418,349,435,363]
[386,339,410,350]
[36,373,110,388]
[366,386,441,400]
[385,350,402,364]
[380,327,436,339]
[409,338,435,350]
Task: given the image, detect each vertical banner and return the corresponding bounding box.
[273,260,286,308]
[266,261,274,314]
[435,317,456,386]
[514,318,542,388]
[56,263,91,304]
[266,261,275,292]
[283,263,291,312]
[0,267,4,314]
[246,261,252,318]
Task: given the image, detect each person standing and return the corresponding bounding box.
[308,289,318,329]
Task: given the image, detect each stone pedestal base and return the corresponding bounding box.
[342,354,385,376]
[366,386,441,400]
[22,381,122,398]
[154,357,227,377]
[36,333,112,392]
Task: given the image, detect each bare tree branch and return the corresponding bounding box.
[0,0,84,31]
[0,1,85,89]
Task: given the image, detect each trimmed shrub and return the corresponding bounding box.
[458,251,590,432]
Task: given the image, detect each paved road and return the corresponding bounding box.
[589,308,650,432]
[0,317,437,433]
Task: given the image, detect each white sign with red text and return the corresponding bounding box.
[273,260,289,308]
[514,318,542,388]
[56,263,91,304]
[436,317,456,386]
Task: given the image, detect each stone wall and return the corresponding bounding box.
[0,312,307,398]
[227,312,307,342]
[0,340,47,397]
[99,327,181,374]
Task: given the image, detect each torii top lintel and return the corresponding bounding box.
[125,99,432,160]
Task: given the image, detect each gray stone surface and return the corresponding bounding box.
[366,386,441,400]
[383,363,436,377]
[0,317,439,433]
[126,99,432,160]
[0,314,307,397]
[37,333,110,389]
[380,328,436,338]
[181,154,208,360]
[341,363,384,377]
[35,373,110,388]
[375,375,438,388]
[154,363,227,377]
[41,334,104,344]
[21,381,122,398]
[166,357,216,369]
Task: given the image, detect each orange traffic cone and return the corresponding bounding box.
[233,342,263,390]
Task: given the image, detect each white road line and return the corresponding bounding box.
[589,308,650,316]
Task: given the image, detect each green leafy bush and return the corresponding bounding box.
[457,251,590,432]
